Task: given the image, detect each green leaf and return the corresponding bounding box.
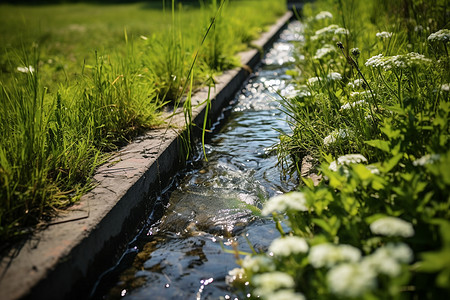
[416,220,450,290]
[302,177,315,189]
[312,216,341,237]
[372,179,384,190]
[353,164,373,181]
[365,213,387,224]
[385,105,404,114]
[381,153,403,173]
[285,69,299,77]
[365,139,390,153]
[380,122,401,139]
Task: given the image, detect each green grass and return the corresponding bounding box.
[0,1,285,96]
[0,0,287,245]
[227,0,450,299]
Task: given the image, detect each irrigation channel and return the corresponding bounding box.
[95,21,303,300]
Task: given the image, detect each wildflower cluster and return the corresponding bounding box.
[308,243,361,268]
[261,192,309,215]
[315,11,333,20]
[324,242,413,297]
[365,52,432,71]
[328,153,367,171]
[441,83,450,92]
[269,236,309,256]
[307,76,320,85]
[231,0,450,299]
[313,44,336,60]
[412,153,441,166]
[340,99,367,110]
[326,72,342,81]
[347,78,364,89]
[323,129,352,147]
[16,65,35,73]
[230,215,416,299]
[376,31,393,39]
[370,216,415,238]
[427,29,450,42]
[311,24,349,41]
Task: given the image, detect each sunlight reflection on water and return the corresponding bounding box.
[104,21,303,300]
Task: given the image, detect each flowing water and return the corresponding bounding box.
[100,21,303,300]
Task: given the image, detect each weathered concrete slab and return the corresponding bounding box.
[0,11,294,300]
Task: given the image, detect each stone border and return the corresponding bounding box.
[0,11,294,300]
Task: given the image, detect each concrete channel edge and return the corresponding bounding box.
[0,11,294,300]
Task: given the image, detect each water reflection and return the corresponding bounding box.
[104,21,303,299]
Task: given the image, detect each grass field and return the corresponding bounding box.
[0,0,286,245]
[0,1,283,92]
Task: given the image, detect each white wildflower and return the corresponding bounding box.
[329,154,367,172]
[225,267,245,285]
[428,29,450,42]
[307,76,320,85]
[327,263,377,297]
[140,35,148,40]
[365,53,431,70]
[365,54,385,68]
[262,192,309,215]
[363,251,401,277]
[310,34,320,41]
[366,165,381,175]
[253,272,295,295]
[362,243,413,277]
[383,242,414,263]
[323,129,351,147]
[262,290,306,300]
[335,27,349,35]
[308,243,361,268]
[340,99,367,110]
[350,90,372,98]
[315,24,340,36]
[17,65,35,74]
[328,161,340,172]
[297,89,311,98]
[327,72,342,81]
[314,44,336,60]
[269,236,309,256]
[315,11,333,20]
[328,161,339,172]
[347,79,364,89]
[413,153,441,166]
[376,31,393,39]
[370,216,415,238]
[441,83,450,92]
[242,255,275,273]
[338,154,368,165]
[323,134,335,147]
[388,55,408,69]
[365,114,375,121]
[405,52,432,67]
